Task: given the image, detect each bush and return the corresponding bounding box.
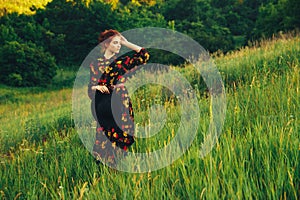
[0,41,57,86]
[0,24,19,45]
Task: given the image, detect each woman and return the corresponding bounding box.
[88,29,150,165]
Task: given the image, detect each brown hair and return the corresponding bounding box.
[98,29,121,52]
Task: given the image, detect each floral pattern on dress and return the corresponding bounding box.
[88,48,150,164]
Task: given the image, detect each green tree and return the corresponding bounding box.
[252,0,300,39]
[253,2,284,38]
[116,2,167,30]
[34,0,120,64]
[0,41,57,87]
[161,0,234,52]
[283,0,300,29]
[0,11,64,62]
[0,24,19,44]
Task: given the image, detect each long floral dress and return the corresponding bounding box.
[88,48,150,164]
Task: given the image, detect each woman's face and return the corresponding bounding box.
[105,36,121,54]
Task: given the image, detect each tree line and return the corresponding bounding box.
[0,0,299,86]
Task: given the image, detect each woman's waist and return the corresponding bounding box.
[108,83,125,90]
[95,83,126,96]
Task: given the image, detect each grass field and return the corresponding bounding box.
[0,34,299,199]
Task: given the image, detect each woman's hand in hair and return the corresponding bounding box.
[120,35,142,52]
[120,35,128,45]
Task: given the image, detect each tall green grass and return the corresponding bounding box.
[0,35,299,199]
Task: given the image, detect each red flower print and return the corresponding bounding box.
[97,127,104,132]
[124,57,130,65]
[113,133,119,139]
[98,79,107,84]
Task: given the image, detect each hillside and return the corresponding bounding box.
[0,34,299,199]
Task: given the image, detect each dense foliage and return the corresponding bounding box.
[0,41,57,86]
[0,0,299,86]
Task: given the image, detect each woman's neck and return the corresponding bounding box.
[103,50,115,60]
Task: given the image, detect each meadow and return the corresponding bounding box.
[0,34,299,199]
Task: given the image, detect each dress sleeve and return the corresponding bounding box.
[88,61,98,100]
[121,48,150,71]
